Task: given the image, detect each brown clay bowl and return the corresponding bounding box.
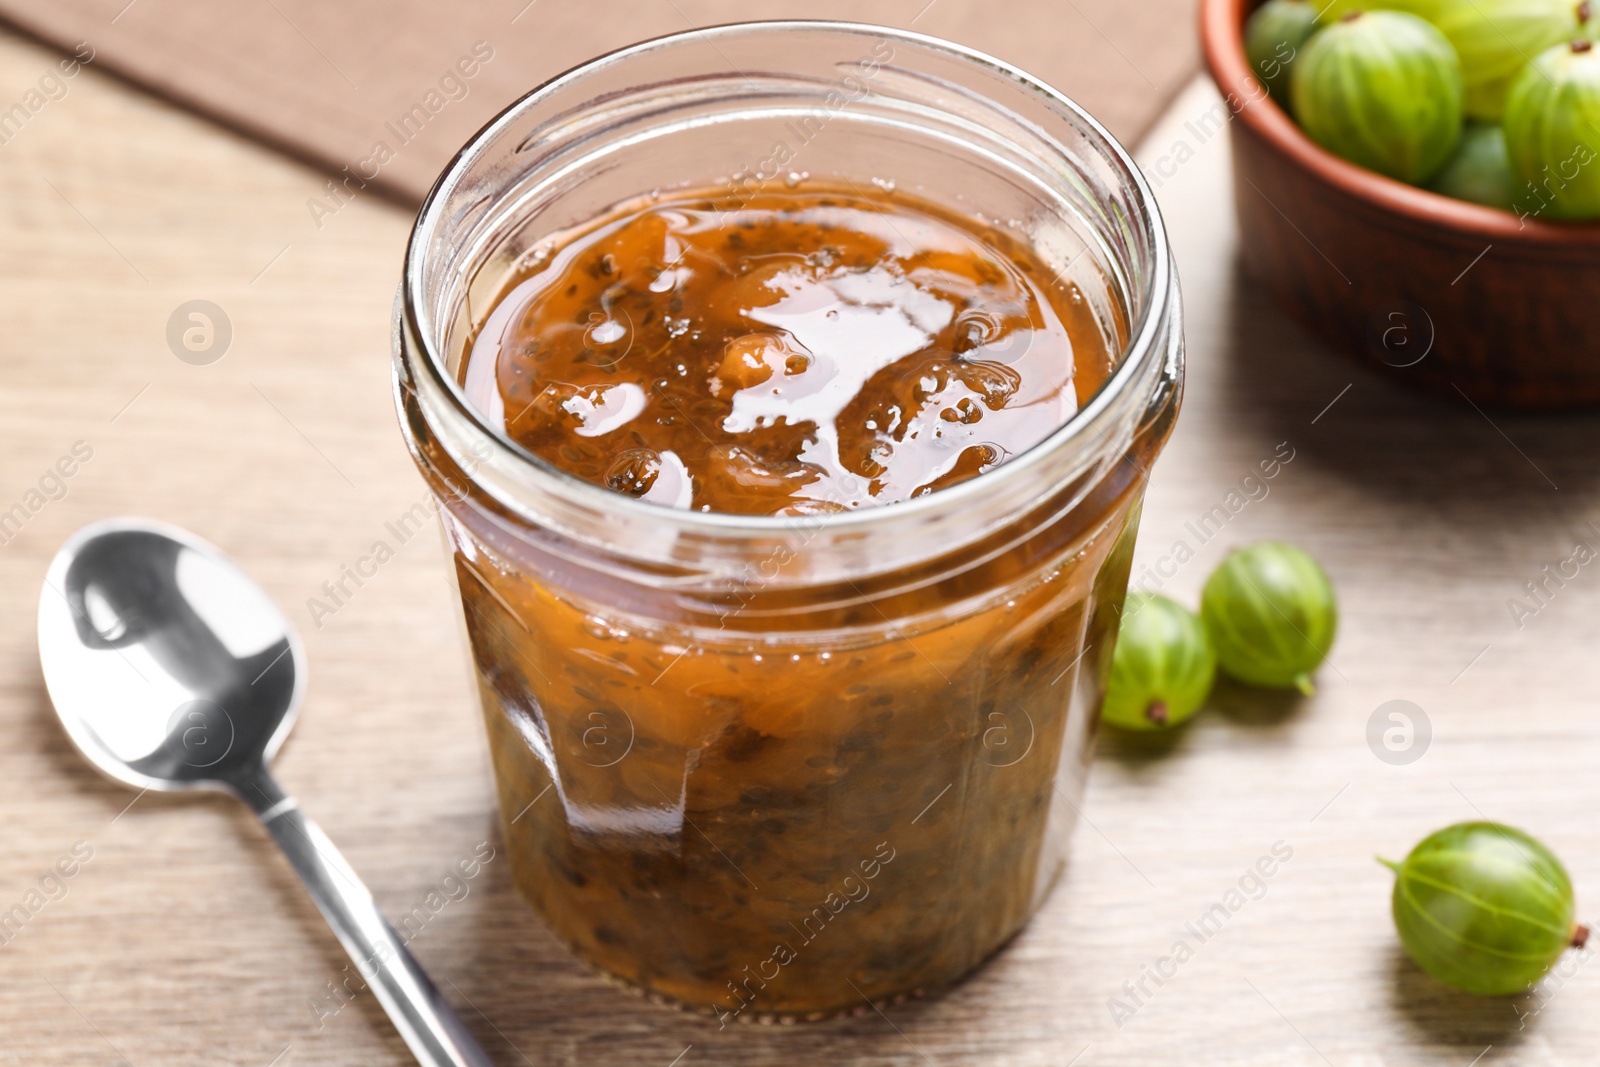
[1200,0,1600,409]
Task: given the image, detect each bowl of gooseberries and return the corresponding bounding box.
[1201,0,1600,408]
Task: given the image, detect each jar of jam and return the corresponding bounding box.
[395,21,1182,1024]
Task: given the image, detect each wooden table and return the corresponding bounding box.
[3,30,1598,1066]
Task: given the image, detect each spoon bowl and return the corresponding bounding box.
[38,517,491,1067]
[40,518,303,792]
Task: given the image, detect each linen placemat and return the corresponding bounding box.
[0,0,1198,205]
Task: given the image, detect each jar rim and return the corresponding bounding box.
[400,19,1173,537]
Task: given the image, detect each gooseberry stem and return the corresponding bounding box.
[1294,673,1315,696]
[1377,856,1401,873]
[1573,924,1591,949]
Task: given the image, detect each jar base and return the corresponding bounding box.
[509,856,1062,1026]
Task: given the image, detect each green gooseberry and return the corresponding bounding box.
[1434,0,1595,121]
[1503,38,1600,219]
[1291,10,1464,184]
[1430,122,1518,209]
[1383,822,1587,996]
[1317,0,1453,24]
[1200,541,1337,694]
[1100,594,1217,731]
[1245,0,1323,105]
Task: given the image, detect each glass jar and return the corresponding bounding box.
[394,21,1182,1024]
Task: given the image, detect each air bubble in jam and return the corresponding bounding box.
[579,615,630,643]
[460,183,1116,516]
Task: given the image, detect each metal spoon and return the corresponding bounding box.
[37,517,493,1067]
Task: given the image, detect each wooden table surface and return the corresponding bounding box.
[3,29,1599,1067]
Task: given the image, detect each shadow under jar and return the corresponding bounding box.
[395,21,1182,1024]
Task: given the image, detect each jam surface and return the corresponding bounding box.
[462,185,1116,515]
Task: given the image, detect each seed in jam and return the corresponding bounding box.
[461,184,1116,515]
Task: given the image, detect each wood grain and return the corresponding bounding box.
[2,29,1600,1067]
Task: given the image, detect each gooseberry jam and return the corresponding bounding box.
[461,186,1116,515]
[445,184,1143,1018]
[396,20,1182,1027]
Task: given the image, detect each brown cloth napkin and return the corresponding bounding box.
[0,0,1197,207]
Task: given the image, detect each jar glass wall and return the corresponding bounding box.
[395,21,1182,1023]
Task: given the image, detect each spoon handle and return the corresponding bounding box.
[238,769,495,1067]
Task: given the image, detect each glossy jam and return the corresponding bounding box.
[442,183,1157,1021]
[461,186,1115,515]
